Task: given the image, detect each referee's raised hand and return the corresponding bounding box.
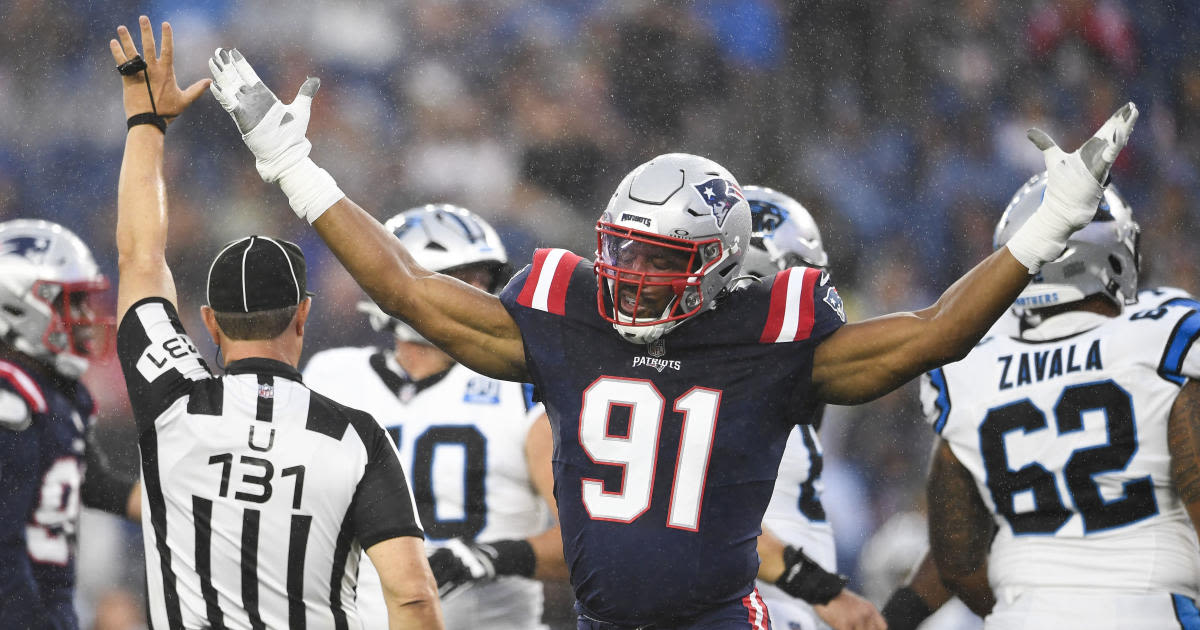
[109,16,209,127]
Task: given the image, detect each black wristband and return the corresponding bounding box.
[881,586,935,630]
[775,545,848,605]
[478,539,536,578]
[127,112,167,134]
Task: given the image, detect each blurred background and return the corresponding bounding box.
[3,0,1197,628]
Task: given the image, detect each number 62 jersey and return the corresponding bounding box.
[921,288,1200,596]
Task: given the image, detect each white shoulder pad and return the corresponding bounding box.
[0,389,33,431]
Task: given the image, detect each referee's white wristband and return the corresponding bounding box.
[277,158,345,224]
[1004,204,1072,274]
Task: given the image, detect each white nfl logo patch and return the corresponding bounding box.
[648,338,666,358]
[257,383,274,399]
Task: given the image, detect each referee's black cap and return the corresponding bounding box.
[206,236,312,313]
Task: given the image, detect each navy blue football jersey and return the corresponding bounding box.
[499,249,845,625]
[0,354,97,630]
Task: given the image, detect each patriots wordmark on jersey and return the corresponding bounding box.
[922,288,1200,618]
[304,347,552,630]
[116,298,422,630]
[499,248,845,626]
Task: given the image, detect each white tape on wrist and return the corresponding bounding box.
[277,158,345,223]
[1005,203,1072,274]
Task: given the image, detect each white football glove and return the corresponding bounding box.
[1006,102,1138,273]
[208,48,343,223]
[426,539,497,602]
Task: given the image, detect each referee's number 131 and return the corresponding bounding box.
[207,453,306,509]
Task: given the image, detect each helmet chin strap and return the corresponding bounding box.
[609,279,678,344]
[54,353,88,380]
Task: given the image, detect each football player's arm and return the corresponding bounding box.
[812,105,1138,405]
[80,423,140,522]
[313,200,529,382]
[926,439,995,617]
[429,413,564,596]
[881,552,952,630]
[757,529,885,630]
[365,537,445,630]
[205,49,528,382]
[110,17,209,322]
[524,412,568,580]
[1168,379,1200,537]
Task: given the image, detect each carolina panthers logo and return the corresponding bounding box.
[749,200,788,235]
[693,178,744,228]
[0,236,51,264]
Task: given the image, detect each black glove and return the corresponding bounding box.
[881,586,935,630]
[427,538,536,600]
[774,545,849,606]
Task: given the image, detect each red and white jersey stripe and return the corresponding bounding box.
[760,267,822,344]
[0,359,47,413]
[516,248,582,315]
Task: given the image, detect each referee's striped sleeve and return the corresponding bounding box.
[344,403,424,548]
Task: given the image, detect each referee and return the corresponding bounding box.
[110,17,444,629]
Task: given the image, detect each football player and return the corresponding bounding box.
[303,204,566,630]
[0,219,141,630]
[884,174,1200,629]
[208,47,1137,628]
[740,186,885,630]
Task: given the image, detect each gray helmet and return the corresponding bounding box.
[741,185,828,278]
[596,153,751,344]
[358,204,510,344]
[994,172,1139,310]
[0,219,111,378]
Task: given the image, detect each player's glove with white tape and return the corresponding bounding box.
[208,48,343,223]
[775,545,849,606]
[1006,102,1138,273]
[427,538,535,601]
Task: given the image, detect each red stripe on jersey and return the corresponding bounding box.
[794,267,820,341]
[516,248,581,315]
[0,359,48,413]
[742,588,769,629]
[759,267,821,343]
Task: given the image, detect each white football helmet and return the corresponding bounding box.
[740,185,828,278]
[358,204,510,345]
[595,153,751,344]
[0,219,112,379]
[994,172,1140,310]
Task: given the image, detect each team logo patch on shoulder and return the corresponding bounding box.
[693,178,745,228]
[824,286,846,322]
[464,377,501,404]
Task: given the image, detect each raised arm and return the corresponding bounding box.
[206,49,527,381]
[1168,379,1200,538]
[110,17,209,321]
[812,104,1138,404]
[926,439,995,617]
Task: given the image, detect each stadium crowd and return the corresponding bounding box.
[2,1,1197,627]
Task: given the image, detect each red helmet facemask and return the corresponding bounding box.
[33,278,115,361]
[594,222,722,329]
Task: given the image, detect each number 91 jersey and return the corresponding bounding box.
[499,249,845,626]
[921,288,1200,595]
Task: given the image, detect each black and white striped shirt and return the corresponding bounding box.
[117,298,422,630]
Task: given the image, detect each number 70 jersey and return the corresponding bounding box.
[921,289,1200,595]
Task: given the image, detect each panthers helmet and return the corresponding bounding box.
[595,153,751,344]
[358,204,510,344]
[994,172,1139,310]
[0,219,112,379]
[740,185,828,278]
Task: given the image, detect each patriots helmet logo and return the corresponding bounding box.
[0,236,51,264]
[693,178,745,228]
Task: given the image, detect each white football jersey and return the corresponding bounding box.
[304,346,551,630]
[922,288,1200,597]
[758,421,836,628]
